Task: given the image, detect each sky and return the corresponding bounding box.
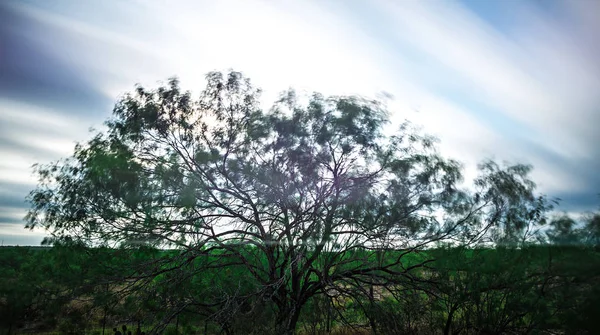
[0,0,599,245]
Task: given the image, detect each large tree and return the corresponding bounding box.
[26,71,549,334]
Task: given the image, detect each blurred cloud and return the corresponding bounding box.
[0,0,598,244]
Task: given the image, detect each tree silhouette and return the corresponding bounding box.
[26,71,550,334]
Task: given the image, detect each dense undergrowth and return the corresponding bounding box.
[1,244,599,334]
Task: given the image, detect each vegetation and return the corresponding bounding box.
[3,71,598,334]
[2,242,599,334]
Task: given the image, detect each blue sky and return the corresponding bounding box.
[1,0,599,245]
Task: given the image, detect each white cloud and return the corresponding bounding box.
[0,223,47,238]
[0,99,91,161]
[344,0,599,196]
[11,0,396,106]
[370,0,599,160]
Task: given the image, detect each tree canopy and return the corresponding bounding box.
[26,71,554,334]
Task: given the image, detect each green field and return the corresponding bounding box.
[2,244,599,335]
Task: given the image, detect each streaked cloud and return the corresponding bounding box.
[0,0,597,244]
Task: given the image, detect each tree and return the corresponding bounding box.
[583,211,600,247]
[545,203,600,247]
[0,246,76,334]
[26,71,550,334]
[0,247,40,335]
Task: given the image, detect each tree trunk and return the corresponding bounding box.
[326,299,332,333]
[444,306,457,335]
[102,283,109,335]
[369,285,378,335]
[275,307,302,335]
[102,306,107,335]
